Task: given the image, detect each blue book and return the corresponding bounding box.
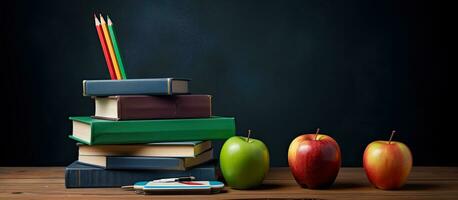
[83,78,189,96]
[78,149,214,170]
[65,161,219,188]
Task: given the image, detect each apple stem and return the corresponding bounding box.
[388,130,396,144]
[247,129,252,142]
[315,128,320,140]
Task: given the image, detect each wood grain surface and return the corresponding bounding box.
[0,167,457,200]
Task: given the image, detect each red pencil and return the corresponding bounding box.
[94,14,116,80]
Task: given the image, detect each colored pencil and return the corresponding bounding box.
[107,16,127,79]
[94,14,116,80]
[100,14,122,80]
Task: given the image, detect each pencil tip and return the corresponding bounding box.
[99,14,106,23]
[107,16,112,25]
[94,14,100,24]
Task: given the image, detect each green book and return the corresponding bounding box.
[69,116,235,145]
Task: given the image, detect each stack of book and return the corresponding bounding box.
[65,78,236,188]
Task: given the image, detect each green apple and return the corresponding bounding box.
[219,132,270,189]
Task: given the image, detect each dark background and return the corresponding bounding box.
[0,0,454,167]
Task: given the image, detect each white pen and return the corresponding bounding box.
[152,176,196,183]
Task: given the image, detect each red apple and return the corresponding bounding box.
[363,130,412,190]
[288,129,341,189]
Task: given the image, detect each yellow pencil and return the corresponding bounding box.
[100,14,121,80]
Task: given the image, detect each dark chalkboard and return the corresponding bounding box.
[0,0,454,166]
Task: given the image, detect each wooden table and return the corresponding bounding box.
[0,167,457,199]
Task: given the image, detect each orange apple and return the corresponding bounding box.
[363,130,412,190]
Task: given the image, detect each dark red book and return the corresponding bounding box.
[93,95,212,120]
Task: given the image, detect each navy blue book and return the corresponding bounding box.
[65,161,219,188]
[78,149,213,170]
[83,78,189,96]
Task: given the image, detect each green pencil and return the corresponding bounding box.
[107,16,127,79]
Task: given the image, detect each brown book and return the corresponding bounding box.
[93,95,212,120]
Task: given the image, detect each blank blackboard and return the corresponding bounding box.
[0,0,454,166]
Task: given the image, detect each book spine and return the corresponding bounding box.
[83,78,175,96]
[106,157,185,170]
[65,164,217,188]
[89,117,235,145]
[116,95,212,120]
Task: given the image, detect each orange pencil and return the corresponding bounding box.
[94,14,116,80]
